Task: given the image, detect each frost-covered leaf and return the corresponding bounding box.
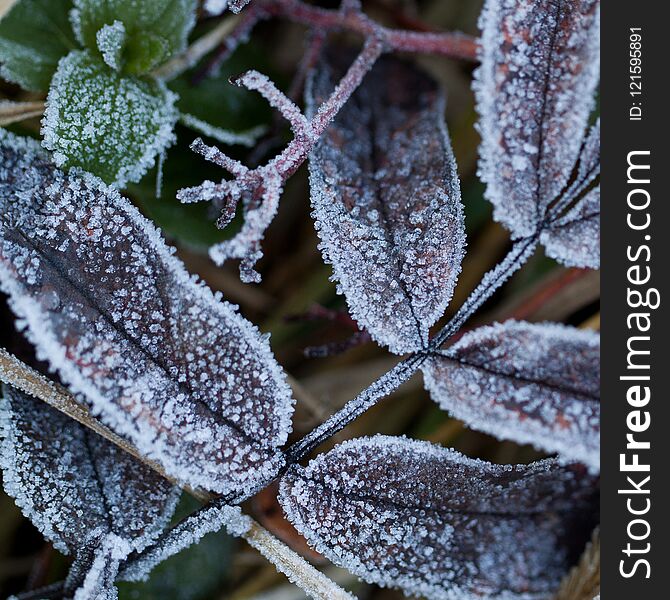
[96,20,126,71]
[42,50,178,187]
[0,0,76,91]
[423,321,600,471]
[71,0,197,75]
[308,54,465,354]
[0,386,178,598]
[474,0,600,238]
[541,119,600,269]
[280,435,598,600]
[541,186,599,268]
[0,386,177,555]
[0,130,294,496]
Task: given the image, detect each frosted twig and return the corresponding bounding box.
[0,348,213,503]
[193,4,268,83]
[263,0,477,59]
[198,0,477,82]
[179,38,383,281]
[179,112,266,147]
[430,236,539,349]
[232,70,311,139]
[121,502,355,600]
[244,519,356,600]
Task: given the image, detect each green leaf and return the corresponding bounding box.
[117,495,234,600]
[0,0,76,91]
[42,50,178,186]
[71,0,197,75]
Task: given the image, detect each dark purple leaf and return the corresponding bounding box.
[423,320,600,471]
[279,435,598,600]
[308,54,465,354]
[0,385,178,597]
[541,120,600,268]
[541,186,599,268]
[474,0,600,238]
[0,130,294,496]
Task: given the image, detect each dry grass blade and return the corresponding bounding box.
[0,101,45,126]
[554,529,600,600]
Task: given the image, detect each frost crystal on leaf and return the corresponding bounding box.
[308,54,465,354]
[41,49,178,187]
[279,435,598,600]
[96,20,126,72]
[473,0,600,238]
[423,321,600,471]
[0,386,178,598]
[0,130,294,496]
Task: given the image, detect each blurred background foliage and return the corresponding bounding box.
[0,0,599,598]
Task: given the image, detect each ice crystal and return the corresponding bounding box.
[280,435,598,600]
[0,386,179,598]
[473,0,600,238]
[423,320,600,471]
[41,49,178,187]
[0,130,295,496]
[307,54,465,354]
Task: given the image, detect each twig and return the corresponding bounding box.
[0,101,45,126]
[154,14,243,81]
[179,112,267,147]
[198,0,477,82]
[243,520,356,600]
[553,529,600,600]
[179,37,384,281]
[193,5,266,84]
[0,0,18,20]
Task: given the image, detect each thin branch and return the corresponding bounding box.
[0,100,45,126]
[179,112,266,147]
[232,70,311,139]
[0,0,18,20]
[193,5,267,83]
[262,0,478,60]
[243,520,356,600]
[179,37,384,281]
[154,13,243,81]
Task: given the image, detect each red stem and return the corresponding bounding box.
[262,0,479,61]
